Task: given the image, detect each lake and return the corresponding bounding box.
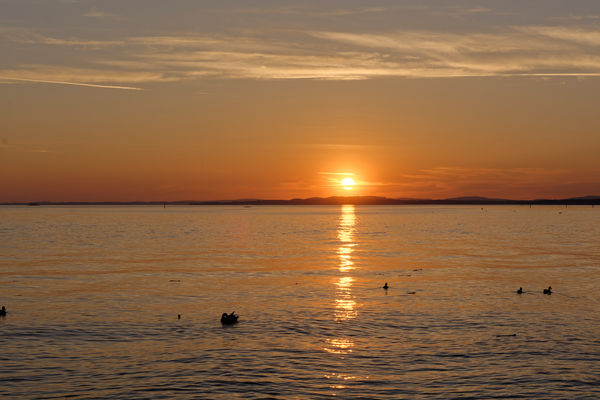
[1,205,599,399]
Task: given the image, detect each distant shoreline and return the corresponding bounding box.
[2,195,599,206]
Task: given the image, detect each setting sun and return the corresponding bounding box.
[341,177,355,190]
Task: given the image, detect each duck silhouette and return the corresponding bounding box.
[383,282,389,290]
[221,311,239,325]
[0,306,6,316]
[543,286,552,295]
[517,287,523,294]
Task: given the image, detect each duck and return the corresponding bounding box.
[0,306,6,316]
[543,286,552,295]
[517,287,523,294]
[221,311,239,325]
[383,282,389,290]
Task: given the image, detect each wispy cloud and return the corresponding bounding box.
[378,166,593,199]
[319,172,355,176]
[2,25,600,86]
[230,5,391,17]
[83,7,119,20]
[319,172,357,188]
[517,25,600,46]
[0,63,173,90]
[0,138,54,154]
[0,76,143,90]
[1,28,124,47]
[310,28,600,77]
[306,143,390,151]
[107,25,600,79]
[462,7,493,15]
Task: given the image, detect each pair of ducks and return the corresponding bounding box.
[516,286,552,294]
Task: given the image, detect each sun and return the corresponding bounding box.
[341,177,355,190]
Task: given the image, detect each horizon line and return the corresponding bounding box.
[2,194,599,206]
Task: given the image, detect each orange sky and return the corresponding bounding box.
[1,1,599,201]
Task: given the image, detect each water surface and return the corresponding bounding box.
[1,205,599,398]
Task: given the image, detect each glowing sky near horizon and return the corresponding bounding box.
[1,0,599,201]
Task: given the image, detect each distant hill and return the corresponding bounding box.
[444,196,509,202]
[188,195,600,206]
[569,195,600,201]
[3,195,599,206]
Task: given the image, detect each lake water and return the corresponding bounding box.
[1,205,599,399]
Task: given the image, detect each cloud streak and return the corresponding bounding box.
[0,76,143,90]
[376,166,596,199]
[83,7,119,20]
[3,24,600,86]
[319,172,355,176]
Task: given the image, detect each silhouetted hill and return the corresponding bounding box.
[445,196,509,202]
[569,195,600,201]
[188,195,600,206]
[3,195,599,206]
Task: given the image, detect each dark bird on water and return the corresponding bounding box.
[517,287,523,294]
[383,282,389,290]
[221,311,239,325]
[178,314,181,319]
[543,286,552,295]
[0,306,6,316]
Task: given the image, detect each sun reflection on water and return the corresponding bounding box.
[334,276,357,322]
[325,205,358,357]
[337,204,356,273]
[323,338,355,354]
[335,205,358,323]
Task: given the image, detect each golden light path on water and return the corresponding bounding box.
[325,205,358,360]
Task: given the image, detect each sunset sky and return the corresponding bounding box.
[1,0,599,201]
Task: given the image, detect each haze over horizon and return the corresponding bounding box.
[2,1,600,202]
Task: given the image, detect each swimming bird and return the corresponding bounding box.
[221,311,239,325]
[517,287,523,294]
[0,306,6,316]
[543,286,552,295]
[383,282,389,290]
